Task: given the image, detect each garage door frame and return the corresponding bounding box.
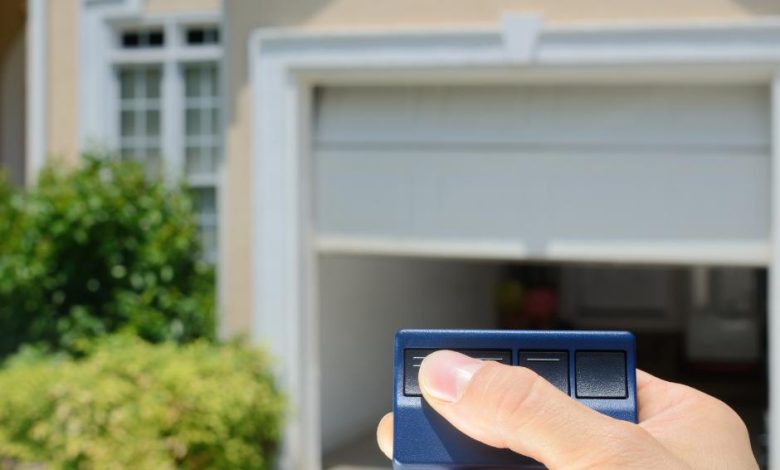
[249,16,780,468]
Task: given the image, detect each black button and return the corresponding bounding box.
[575,351,627,398]
[404,349,512,396]
[518,351,569,394]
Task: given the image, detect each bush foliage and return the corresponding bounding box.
[0,156,215,357]
[0,336,284,469]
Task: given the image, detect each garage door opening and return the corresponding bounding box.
[312,81,770,468]
[319,256,768,469]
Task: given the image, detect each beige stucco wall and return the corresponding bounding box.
[144,0,221,15]
[228,0,780,29]
[221,0,780,337]
[46,0,79,167]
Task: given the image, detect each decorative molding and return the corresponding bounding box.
[501,14,542,63]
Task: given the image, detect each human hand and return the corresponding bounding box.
[377,350,758,469]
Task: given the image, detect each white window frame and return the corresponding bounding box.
[250,16,780,468]
[107,15,222,182]
[103,14,224,263]
[80,2,226,329]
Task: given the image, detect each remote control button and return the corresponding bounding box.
[518,351,569,394]
[575,351,627,398]
[403,349,511,396]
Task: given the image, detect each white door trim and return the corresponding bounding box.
[249,16,780,468]
[770,69,780,470]
[25,0,48,185]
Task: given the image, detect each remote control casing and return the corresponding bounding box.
[393,329,637,469]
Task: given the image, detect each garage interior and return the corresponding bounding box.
[312,83,770,468]
[319,257,768,469]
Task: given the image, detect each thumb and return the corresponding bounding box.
[418,350,681,470]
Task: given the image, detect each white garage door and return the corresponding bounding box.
[314,84,770,265]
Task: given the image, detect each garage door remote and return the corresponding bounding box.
[393,329,637,469]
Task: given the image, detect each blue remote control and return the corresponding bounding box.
[393,329,637,469]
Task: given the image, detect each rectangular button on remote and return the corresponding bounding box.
[518,351,569,393]
[404,349,511,396]
[575,351,627,398]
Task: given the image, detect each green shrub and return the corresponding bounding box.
[0,156,215,357]
[0,335,284,469]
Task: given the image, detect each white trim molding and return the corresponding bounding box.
[250,16,780,468]
[25,0,48,185]
[79,0,143,152]
[771,69,780,470]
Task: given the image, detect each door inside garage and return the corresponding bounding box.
[312,84,771,468]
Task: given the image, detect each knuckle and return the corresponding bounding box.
[459,362,543,447]
[493,368,545,443]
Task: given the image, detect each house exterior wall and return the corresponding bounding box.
[144,0,221,15]
[46,0,79,166]
[38,0,780,337]
[221,0,780,336]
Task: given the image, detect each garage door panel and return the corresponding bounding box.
[316,150,768,242]
[314,85,770,262]
[316,154,413,235]
[543,152,769,239]
[316,85,769,150]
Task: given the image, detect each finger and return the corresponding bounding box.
[636,369,677,422]
[419,350,677,469]
[376,412,393,459]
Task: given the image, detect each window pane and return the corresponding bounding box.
[206,146,217,173]
[206,67,218,96]
[183,62,220,263]
[210,107,219,134]
[117,65,162,178]
[144,150,162,178]
[187,29,205,45]
[200,225,217,262]
[120,29,164,49]
[121,32,140,48]
[192,187,218,261]
[120,70,135,99]
[185,68,200,98]
[120,110,136,137]
[185,147,203,175]
[146,68,161,99]
[146,110,160,137]
[192,188,217,216]
[186,108,201,135]
[185,27,220,46]
[148,30,164,47]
